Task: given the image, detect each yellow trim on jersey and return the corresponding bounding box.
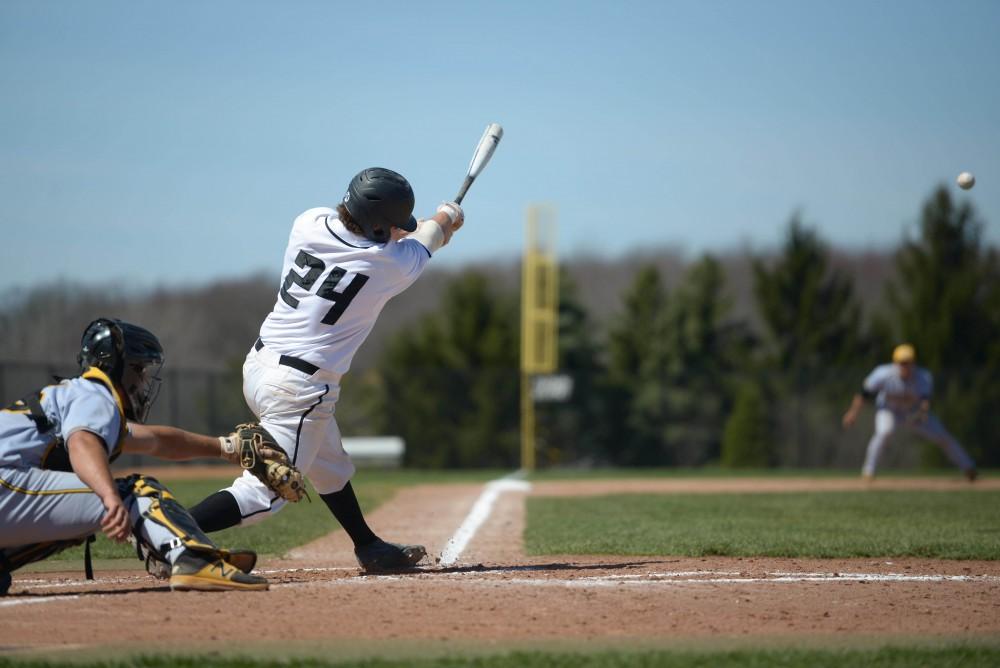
[80,366,127,461]
[0,475,93,496]
[80,367,126,416]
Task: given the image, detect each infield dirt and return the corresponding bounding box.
[2,475,998,656]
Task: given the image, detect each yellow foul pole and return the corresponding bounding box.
[520,205,558,471]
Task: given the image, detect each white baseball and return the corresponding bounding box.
[957,172,975,190]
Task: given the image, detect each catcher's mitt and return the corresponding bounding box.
[220,423,307,502]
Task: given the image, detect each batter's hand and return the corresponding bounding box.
[100,495,130,543]
[437,202,464,230]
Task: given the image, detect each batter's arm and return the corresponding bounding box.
[123,423,227,461]
[408,204,465,253]
[67,430,130,542]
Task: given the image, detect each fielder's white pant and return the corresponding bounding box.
[0,466,185,564]
[861,409,975,477]
[223,344,355,525]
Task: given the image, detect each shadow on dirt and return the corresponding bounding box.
[361,559,676,577]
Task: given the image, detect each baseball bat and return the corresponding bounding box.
[454,123,503,204]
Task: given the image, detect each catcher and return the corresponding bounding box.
[0,318,304,595]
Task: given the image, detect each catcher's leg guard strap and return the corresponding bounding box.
[122,474,222,559]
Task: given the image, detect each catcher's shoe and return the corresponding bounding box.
[147,548,258,580]
[355,539,426,572]
[169,550,268,592]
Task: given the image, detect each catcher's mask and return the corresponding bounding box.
[77,318,164,423]
[341,167,418,243]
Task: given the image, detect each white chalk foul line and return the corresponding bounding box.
[271,569,1000,590]
[0,595,80,607]
[439,472,531,567]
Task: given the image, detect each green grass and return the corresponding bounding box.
[3,646,1000,668]
[44,468,502,563]
[526,490,1000,559]
[526,467,986,481]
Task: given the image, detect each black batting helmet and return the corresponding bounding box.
[341,167,418,243]
[77,318,164,423]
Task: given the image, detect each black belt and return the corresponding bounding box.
[254,338,319,376]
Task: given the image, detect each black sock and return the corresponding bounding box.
[189,491,242,533]
[320,482,378,548]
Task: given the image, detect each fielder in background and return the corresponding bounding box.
[0,319,283,595]
[842,343,977,482]
[189,167,464,571]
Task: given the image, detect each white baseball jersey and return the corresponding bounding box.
[862,363,933,413]
[258,207,432,374]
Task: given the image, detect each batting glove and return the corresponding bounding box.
[437,201,464,227]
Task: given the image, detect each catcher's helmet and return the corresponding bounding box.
[77,318,164,423]
[341,167,418,243]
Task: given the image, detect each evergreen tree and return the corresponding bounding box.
[375,272,520,467]
[605,265,670,465]
[887,186,1000,466]
[535,270,610,466]
[752,216,866,465]
[663,255,754,465]
[721,382,773,468]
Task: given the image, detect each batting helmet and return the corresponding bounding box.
[78,318,164,423]
[342,168,418,243]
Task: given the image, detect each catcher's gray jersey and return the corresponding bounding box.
[0,369,126,470]
[862,363,933,413]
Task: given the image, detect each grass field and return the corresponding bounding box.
[525,490,1000,559]
[3,645,1000,668]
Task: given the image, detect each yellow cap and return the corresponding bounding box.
[892,343,916,363]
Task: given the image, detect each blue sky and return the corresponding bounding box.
[2,0,998,290]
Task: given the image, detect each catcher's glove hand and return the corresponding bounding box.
[220,423,307,502]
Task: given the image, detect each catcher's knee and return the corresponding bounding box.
[118,473,218,556]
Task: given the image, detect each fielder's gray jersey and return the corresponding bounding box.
[258,207,432,375]
[0,369,126,470]
[862,363,933,413]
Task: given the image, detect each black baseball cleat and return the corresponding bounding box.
[169,549,268,591]
[355,539,426,572]
[965,468,978,483]
[0,571,11,596]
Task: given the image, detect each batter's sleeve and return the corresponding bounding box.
[385,237,432,289]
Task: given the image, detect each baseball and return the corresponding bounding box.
[957,172,976,190]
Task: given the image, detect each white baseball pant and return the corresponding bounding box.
[0,466,186,565]
[222,344,355,525]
